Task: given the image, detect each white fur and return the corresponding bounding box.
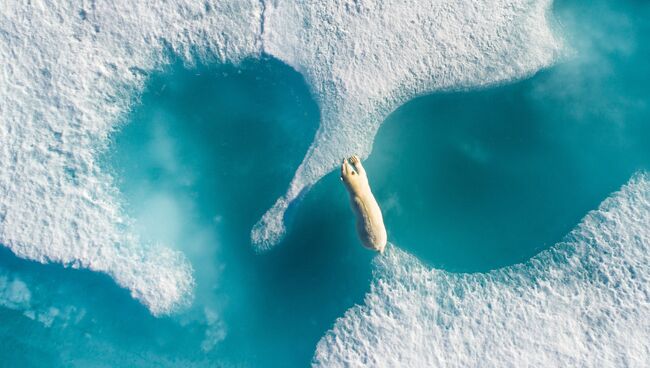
[341,156,387,252]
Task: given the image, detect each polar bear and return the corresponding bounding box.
[341,155,387,253]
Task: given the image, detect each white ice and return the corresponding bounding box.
[0,0,260,315]
[0,0,561,314]
[253,0,562,250]
[314,173,650,367]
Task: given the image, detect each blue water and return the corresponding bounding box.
[1,0,649,366]
[105,57,377,366]
[366,0,650,272]
[370,69,650,271]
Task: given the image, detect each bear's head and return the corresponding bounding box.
[341,156,369,194]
